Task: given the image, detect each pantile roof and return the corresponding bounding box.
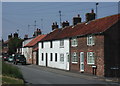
[41,14,120,41]
[24,35,46,47]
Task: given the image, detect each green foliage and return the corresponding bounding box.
[8,37,23,54]
[2,62,23,79]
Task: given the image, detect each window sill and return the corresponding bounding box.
[87,44,95,46]
[60,46,64,48]
[60,61,64,64]
[72,62,78,64]
[87,63,95,65]
[71,45,78,47]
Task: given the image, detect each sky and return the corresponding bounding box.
[2,2,119,40]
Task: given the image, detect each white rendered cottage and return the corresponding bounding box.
[39,28,70,70]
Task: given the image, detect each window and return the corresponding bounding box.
[50,53,53,61]
[41,42,44,48]
[41,53,44,61]
[55,53,57,62]
[60,40,64,48]
[72,52,78,63]
[87,35,95,46]
[71,38,78,47]
[87,52,95,64]
[50,41,53,48]
[60,54,64,62]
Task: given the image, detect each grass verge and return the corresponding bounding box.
[2,61,24,85]
[2,76,24,84]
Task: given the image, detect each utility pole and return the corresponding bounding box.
[17,29,19,35]
[34,20,37,31]
[96,3,99,19]
[28,24,30,36]
[59,10,62,27]
[41,18,43,29]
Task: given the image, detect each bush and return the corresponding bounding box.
[2,61,23,79]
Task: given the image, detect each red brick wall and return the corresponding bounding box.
[70,35,104,76]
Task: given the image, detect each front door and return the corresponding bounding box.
[36,51,38,65]
[80,52,84,72]
[46,53,48,67]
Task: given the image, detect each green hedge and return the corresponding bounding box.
[2,62,23,79]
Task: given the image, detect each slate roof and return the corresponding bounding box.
[41,14,120,41]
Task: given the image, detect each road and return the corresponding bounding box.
[15,64,118,85]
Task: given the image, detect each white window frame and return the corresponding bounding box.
[72,52,78,63]
[60,40,64,48]
[60,53,64,62]
[71,38,78,47]
[87,52,95,64]
[87,35,95,46]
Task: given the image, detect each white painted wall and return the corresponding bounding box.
[22,38,33,63]
[22,38,33,47]
[39,39,70,70]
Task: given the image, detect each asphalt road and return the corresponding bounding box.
[15,64,119,85]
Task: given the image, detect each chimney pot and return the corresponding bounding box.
[55,22,57,25]
[52,22,59,30]
[91,9,94,13]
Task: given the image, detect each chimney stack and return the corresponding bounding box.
[52,22,59,30]
[8,33,12,40]
[86,9,96,22]
[14,32,18,38]
[24,34,28,40]
[33,28,42,37]
[62,21,69,28]
[73,14,81,25]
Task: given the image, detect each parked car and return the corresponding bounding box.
[8,55,14,62]
[2,54,9,61]
[13,54,26,65]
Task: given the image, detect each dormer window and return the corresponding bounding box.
[87,35,95,46]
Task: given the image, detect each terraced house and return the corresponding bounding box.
[22,29,46,64]
[69,14,120,77]
[38,10,120,77]
[39,22,70,70]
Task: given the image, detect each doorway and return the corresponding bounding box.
[80,52,84,72]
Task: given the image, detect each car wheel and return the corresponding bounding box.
[15,62,17,65]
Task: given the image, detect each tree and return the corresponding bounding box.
[8,37,23,55]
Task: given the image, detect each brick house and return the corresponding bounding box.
[69,14,120,77]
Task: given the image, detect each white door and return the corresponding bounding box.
[80,52,84,72]
[66,53,69,70]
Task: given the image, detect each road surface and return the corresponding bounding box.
[15,64,118,85]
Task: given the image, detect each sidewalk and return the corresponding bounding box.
[28,64,120,84]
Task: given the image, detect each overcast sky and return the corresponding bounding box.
[2,2,119,40]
